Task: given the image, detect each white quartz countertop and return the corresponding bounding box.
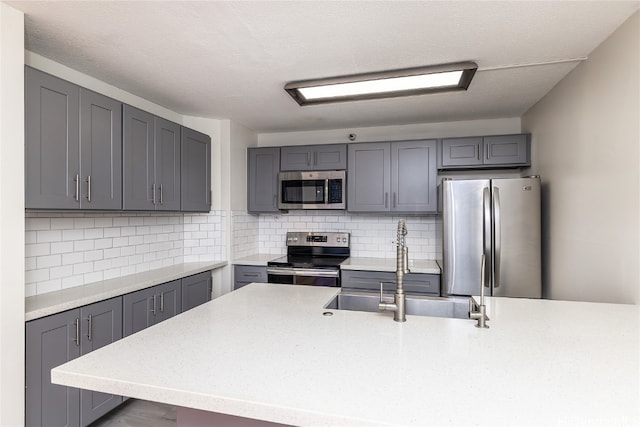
[232,253,283,266]
[340,257,441,274]
[52,283,639,426]
[232,254,441,274]
[25,261,227,321]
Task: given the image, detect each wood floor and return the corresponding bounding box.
[91,399,177,427]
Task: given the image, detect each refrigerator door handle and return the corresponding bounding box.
[483,187,491,286]
[493,186,501,288]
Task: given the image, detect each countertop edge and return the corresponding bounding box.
[25,260,227,321]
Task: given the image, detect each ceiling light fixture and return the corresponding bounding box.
[285,62,478,106]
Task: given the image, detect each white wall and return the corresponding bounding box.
[523,11,639,304]
[0,3,25,425]
[258,117,521,146]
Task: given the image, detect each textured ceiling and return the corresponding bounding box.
[8,1,640,133]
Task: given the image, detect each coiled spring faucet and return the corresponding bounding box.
[379,220,410,322]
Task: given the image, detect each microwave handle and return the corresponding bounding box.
[324,179,329,204]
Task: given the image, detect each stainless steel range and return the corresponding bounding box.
[267,232,350,287]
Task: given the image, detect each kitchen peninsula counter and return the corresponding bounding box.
[52,283,639,426]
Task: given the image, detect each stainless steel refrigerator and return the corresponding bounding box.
[442,176,541,298]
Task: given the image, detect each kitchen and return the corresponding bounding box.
[1,1,639,426]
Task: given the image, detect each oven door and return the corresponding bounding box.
[266,267,340,287]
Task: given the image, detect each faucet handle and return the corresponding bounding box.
[379,282,394,303]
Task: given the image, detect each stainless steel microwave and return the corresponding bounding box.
[278,170,346,210]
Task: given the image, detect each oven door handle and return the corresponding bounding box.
[267,267,340,278]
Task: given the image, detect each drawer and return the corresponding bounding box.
[234,265,268,288]
[341,270,440,295]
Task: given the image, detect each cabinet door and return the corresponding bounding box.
[154,118,181,211]
[234,265,268,290]
[280,146,313,171]
[25,67,80,210]
[391,139,437,213]
[122,105,154,210]
[123,287,155,337]
[79,89,122,210]
[182,271,212,312]
[181,127,211,212]
[247,147,280,213]
[155,280,182,323]
[483,134,529,165]
[347,142,390,212]
[313,144,347,170]
[26,310,81,427]
[440,137,483,167]
[79,298,123,427]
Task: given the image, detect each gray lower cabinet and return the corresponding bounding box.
[234,265,268,290]
[181,127,212,212]
[123,280,182,337]
[25,67,122,210]
[280,144,347,171]
[26,297,123,427]
[122,105,181,211]
[247,147,280,213]
[181,271,212,312]
[439,134,530,169]
[341,270,440,296]
[348,139,437,213]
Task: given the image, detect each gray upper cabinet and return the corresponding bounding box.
[79,89,122,210]
[348,140,437,213]
[347,142,390,212]
[181,272,212,312]
[25,67,80,210]
[391,140,437,212]
[26,67,122,210]
[483,134,529,165]
[280,144,347,171]
[123,105,181,211]
[181,127,211,212]
[25,296,122,427]
[248,147,280,213]
[440,137,483,167]
[154,118,181,211]
[439,134,530,169]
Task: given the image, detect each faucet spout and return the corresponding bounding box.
[379,220,409,322]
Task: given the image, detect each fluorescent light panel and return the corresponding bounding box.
[285,62,477,106]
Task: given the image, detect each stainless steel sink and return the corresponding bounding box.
[324,291,472,319]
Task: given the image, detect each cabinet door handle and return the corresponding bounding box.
[73,318,80,346]
[151,294,157,315]
[86,314,93,342]
[86,175,92,203]
[244,273,260,277]
[159,184,163,205]
[74,174,80,201]
[160,292,165,312]
[152,183,156,205]
[393,192,397,208]
[385,192,389,208]
[314,152,317,165]
[306,152,311,166]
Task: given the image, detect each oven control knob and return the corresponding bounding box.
[336,237,340,242]
[342,237,347,243]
